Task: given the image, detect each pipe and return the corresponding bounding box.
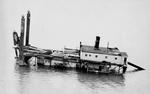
[94,36,100,49]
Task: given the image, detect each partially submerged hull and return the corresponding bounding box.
[15,53,127,74]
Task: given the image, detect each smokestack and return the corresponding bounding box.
[94,36,100,49]
[25,11,30,46]
[20,16,25,46]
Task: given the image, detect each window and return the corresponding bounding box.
[105,56,107,59]
[89,54,91,57]
[95,55,98,58]
[85,54,87,56]
[115,57,117,60]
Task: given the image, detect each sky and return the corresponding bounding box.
[1,0,150,68]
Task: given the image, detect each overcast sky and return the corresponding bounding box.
[1,0,150,68]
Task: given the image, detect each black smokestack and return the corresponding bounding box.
[25,11,30,46]
[94,36,100,49]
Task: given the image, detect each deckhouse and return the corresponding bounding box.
[80,36,128,66]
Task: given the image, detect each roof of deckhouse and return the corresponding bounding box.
[80,45,128,57]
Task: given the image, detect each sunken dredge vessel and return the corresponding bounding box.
[13,11,144,74]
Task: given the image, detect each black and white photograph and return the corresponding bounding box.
[0,0,150,94]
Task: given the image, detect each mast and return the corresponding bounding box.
[19,16,25,60]
[20,16,25,46]
[25,11,31,46]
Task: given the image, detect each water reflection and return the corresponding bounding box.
[14,65,31,94]
[15,63,125,94]
[14,64,79,94]
[77,71,125,89]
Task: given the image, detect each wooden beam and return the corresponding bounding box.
[128,62,145,70]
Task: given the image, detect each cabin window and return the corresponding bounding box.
[85,54,87,56]
[89,54,91,57]
[105,56,107,59]
[115,57,117,60]
[95,55,98,58]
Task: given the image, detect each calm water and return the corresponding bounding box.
[0,59,150,94]
[1,0,150,94]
